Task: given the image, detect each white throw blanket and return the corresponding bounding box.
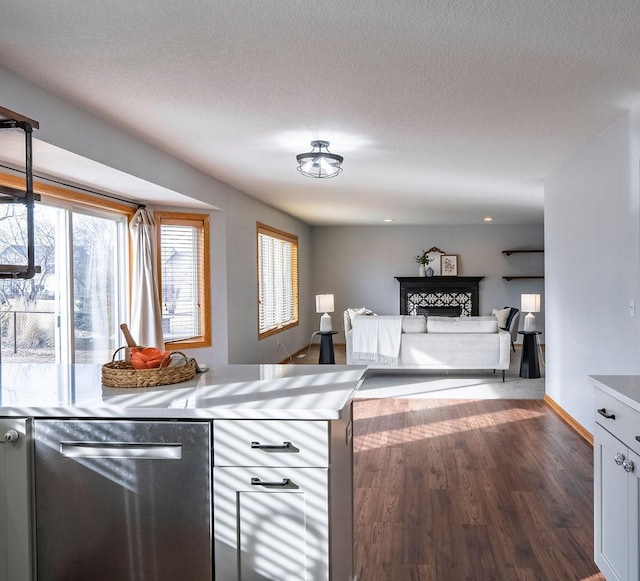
[352,315,403,365]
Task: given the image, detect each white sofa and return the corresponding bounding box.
[344,310,511,380]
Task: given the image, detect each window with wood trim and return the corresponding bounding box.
[257,223,298,338]
[156,212,211,349]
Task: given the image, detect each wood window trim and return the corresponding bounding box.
[156,211,211,350]
[257,222,299,339]
[0,172,136,218]
[0,170,137,329]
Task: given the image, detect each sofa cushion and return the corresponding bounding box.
[427,316,498,333]
[503,306,518,330]
[491,307,511,329]
[344,307,376,331]
[402,315,427,334]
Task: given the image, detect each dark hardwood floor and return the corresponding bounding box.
[286,342,347,365]
[352,398,604,581]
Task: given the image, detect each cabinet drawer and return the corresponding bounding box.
[214,420,328,467]
[595,387,640,456]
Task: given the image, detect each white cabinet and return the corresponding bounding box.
[214,466,330,580]
[213,405,354,580]
[0,418,32,581]
[594,386,640,581]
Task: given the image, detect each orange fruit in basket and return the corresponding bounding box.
[149,352,172,367]
[142,347,163,357]
[131,355,148,370]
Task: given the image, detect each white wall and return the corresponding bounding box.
[0,65,313,365]
[311,224,545,342]
[545,111,640,431]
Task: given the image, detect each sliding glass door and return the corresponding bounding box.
[0,202,128,364]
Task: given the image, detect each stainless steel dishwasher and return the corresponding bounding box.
[33,419,212,581]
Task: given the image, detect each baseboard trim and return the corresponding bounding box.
[279,344,316,364]
[543,394,593,446]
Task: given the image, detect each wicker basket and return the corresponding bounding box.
[102,347,196,388]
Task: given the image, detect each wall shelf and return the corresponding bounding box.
[502,249,544,280]
[502,249,544,256]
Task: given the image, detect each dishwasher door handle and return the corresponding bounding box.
[60,442,183,459]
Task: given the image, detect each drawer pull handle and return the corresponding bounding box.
[60,442,183,460]
[598,408,616,420]
[251,441,293,450]
[250,477,295,488]
[623,459,635,473]
[615,452,626,466]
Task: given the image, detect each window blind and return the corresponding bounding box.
[257,224,298,336]
[160,223,202,341]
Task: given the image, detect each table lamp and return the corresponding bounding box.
[521,293,541,332]
[316,294,335,332]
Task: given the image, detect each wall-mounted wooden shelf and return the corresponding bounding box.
[502,249,544,280]
[502,249,544,256]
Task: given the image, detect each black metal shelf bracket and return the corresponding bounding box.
[0,112,41,280]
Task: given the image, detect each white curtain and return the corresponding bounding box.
[129,208,164,348]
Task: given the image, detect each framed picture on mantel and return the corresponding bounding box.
[441,255,458,276]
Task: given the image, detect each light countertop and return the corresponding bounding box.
[0,364,367,420]
[590,375,640,413]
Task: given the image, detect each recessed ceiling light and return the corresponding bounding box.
[483,216,494,222]
[383,218,393,223]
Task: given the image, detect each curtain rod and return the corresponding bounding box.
[0,163,146,209]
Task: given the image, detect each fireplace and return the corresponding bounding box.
[395,277,484,316]
[417,305,462,317]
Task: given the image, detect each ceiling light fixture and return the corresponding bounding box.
[483,216,494,222]
[296,140,343,178]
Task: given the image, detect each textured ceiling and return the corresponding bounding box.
[2,1,640,225]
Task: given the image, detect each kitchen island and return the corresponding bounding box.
[0,363,366,581]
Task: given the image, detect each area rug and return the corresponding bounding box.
[355,347,545,400]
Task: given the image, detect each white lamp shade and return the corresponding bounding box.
[521,294,541,313]
[315,294,335,314]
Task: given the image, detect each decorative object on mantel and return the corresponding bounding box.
[425,265,434,277]
[441,255,458,276]
[414,250,433,277]
[425,246,445,276]
[521,293,541,331]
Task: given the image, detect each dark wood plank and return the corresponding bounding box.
[353,398,605,581]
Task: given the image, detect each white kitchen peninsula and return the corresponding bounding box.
[0,363,366,581]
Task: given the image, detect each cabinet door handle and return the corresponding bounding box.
[251,441,293,450]
[598,408,616,420]
[615,453,626,465]
[623,459,635,473]
[250,477,295,488]
[1,430,19,443]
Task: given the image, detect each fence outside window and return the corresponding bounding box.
[0,309,113,363]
